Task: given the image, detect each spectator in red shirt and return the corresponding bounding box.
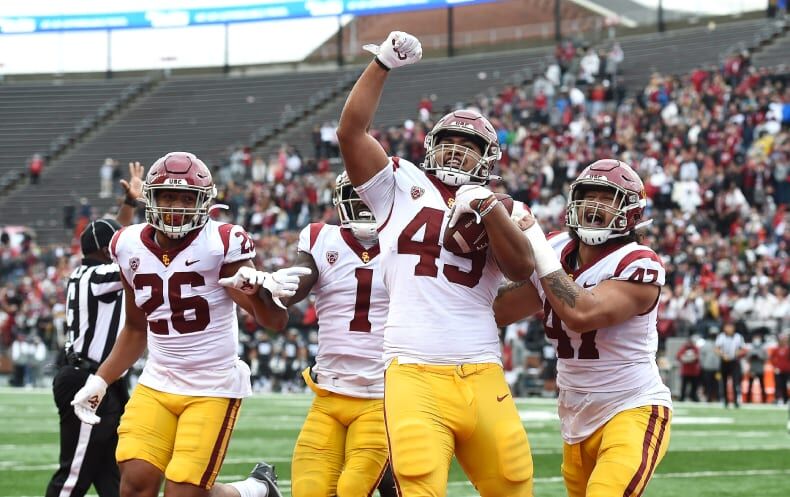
[676,335,702,401]
[770,333,790,404]
[28,153,44,184]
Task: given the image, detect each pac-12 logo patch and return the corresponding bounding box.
[129,257,140,272]
[411,186,425,199]
[326,251,338,264]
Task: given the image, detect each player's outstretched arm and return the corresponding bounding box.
[278,251,319,307]
[220,260,312,331]
[540,274,659,332]
[337,31,422,186]
[520,213,660,332]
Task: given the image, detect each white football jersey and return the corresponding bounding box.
[356,158,503,365]
[530,231,672,443]
[111,220,255,398]
[298,223,387,398]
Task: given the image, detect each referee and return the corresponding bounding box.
[46,162,143,497]
[715,321,747,409]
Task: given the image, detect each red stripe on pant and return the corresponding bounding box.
[622,406,660,497]
[634,406,670,497]
[199,398,240,488]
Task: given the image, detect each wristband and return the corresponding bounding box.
[123,197,138,207]
[474,195,500,219]
[373,56,391,71]
[524,223,563,278]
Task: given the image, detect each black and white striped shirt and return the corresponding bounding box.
[715,332,745,361]
[65,258,125,364]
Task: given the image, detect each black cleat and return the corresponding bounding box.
[249,461,283,497]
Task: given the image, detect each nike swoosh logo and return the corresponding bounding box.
[583,282,595,288]
[185,259,200,266]
[497,394,510,402]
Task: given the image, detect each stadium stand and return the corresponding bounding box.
[751,27,790,69]
[0,78,153,194]
[0,70,356,239]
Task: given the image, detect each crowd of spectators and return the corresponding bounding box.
[1,39,788,401]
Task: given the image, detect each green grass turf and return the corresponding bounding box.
[1,387,788,496]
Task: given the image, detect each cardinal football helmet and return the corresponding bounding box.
[143,152,217,238]
[422,109,501,186]
[565,159,651,245]
[333,171,377,242]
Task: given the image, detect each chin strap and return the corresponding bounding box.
[577,218,654,246]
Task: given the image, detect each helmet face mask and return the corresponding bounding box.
[422,110,501,186]
[333,172,377,242]
[143,152,216,239]
[565,159,649,245]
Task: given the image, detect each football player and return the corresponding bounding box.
[280,171,394,497]
[69,152,308,497]
[495,159,673,497]
[336,31,535,496]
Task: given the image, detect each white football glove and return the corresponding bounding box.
[262,267,313,300]
[447,185,497,229]
[363,31,422,70]
[218,266,268,295]
[509,200,535,231]
[70,374,108,425]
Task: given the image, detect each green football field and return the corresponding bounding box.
[1,387,789,497]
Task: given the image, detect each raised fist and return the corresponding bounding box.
[363,31,422,70]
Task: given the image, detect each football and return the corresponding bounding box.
[443,193,514,254]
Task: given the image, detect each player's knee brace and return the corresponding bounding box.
[389,419,438,478]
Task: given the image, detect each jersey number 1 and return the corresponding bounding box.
[349,267,373,333]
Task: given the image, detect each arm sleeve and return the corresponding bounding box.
[355,160,397,227]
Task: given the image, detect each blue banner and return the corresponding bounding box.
[0,0,491,34]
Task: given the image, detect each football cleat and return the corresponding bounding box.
[249,461,283,497]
